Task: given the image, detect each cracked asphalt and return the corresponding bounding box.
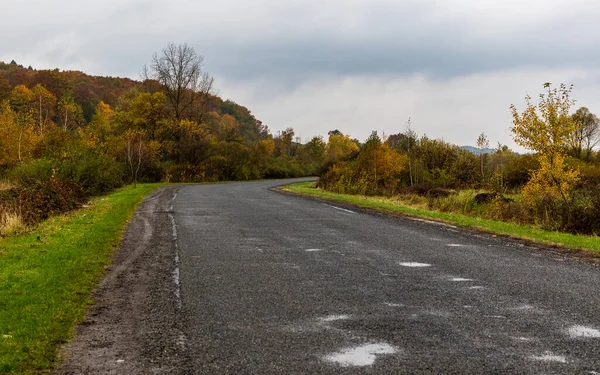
[55,179,600,374]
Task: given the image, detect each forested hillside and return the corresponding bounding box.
[0,44,326,233]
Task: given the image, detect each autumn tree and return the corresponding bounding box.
[275,127,295,158]
[510,83,580,222]
[122,130,159,187]
[299,136,326,167]
[31,84,56,133]
[87,101,114,141]
[326,133,359,163]
[143,42,214,122]
[8,85,37,162]
[57,94,82,131]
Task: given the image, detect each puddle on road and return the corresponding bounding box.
[324,343,398,367]
[566,325,600,338]
[530,352,567,363]
[398,262,432,268]
[511,336,536,342]
[318,315,350,323]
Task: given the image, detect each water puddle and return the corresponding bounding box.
[318,315,350,323]
[398,262,431,268]
[324,343,397,367]
[530,352,567,363]
[566,325,600,338]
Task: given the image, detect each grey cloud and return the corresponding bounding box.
[4,0,600,84]
[3,0,600,149]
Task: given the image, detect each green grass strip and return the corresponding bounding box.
[282,182,600,254]
[0,183,164,374]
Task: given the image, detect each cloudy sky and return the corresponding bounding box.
[3,0,600,150]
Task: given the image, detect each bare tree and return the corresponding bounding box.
[143,43,214,122]
[126,135,144,188]
[405,118,417,187]
[476,132,489,183]
[570,107,600,161]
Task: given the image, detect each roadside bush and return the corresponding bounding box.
[59,152,124,195]
[8,158,55,184]
[558,188,600,235]
[264,158,305,179]
[18,179,85,224]
[486,198,531,224]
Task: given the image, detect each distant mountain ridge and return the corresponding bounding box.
[460,145,496,155]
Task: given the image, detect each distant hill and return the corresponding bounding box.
[461,145,495,155]
[0,60,268,141]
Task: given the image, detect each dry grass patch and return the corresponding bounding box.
[0,209,25,237]
[0,180,14,191]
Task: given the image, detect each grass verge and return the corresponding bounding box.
[0,183,164,374]
[282,182,600,254]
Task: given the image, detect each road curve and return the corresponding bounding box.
[56,179,600,374]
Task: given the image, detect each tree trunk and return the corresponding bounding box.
[17,126,23,162]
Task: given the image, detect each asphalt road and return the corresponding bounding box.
[57,179,600,374]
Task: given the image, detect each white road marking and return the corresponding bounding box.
[447,244,464,247]
[450,277,474,282]
[324,343,397,367]
[306,248,322,252]
[398,262,432,267]
[409,217,457,228]
[324,204,356,214]
[169,192,178,212]
[566,325,600,338]
[168,213,182,310]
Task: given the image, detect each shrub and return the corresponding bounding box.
[59,152,124,195]
[8,158,55,184]
[17,179,85,225]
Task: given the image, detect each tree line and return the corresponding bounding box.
[1,46,599,237]
[319,83,600,235]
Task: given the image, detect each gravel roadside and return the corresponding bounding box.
[54,185,191,374]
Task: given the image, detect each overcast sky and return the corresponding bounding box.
[3,0,600,150]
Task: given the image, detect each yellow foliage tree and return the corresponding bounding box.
[326,134,359,163]
[2,88,39,165]
[510,83,580,221]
